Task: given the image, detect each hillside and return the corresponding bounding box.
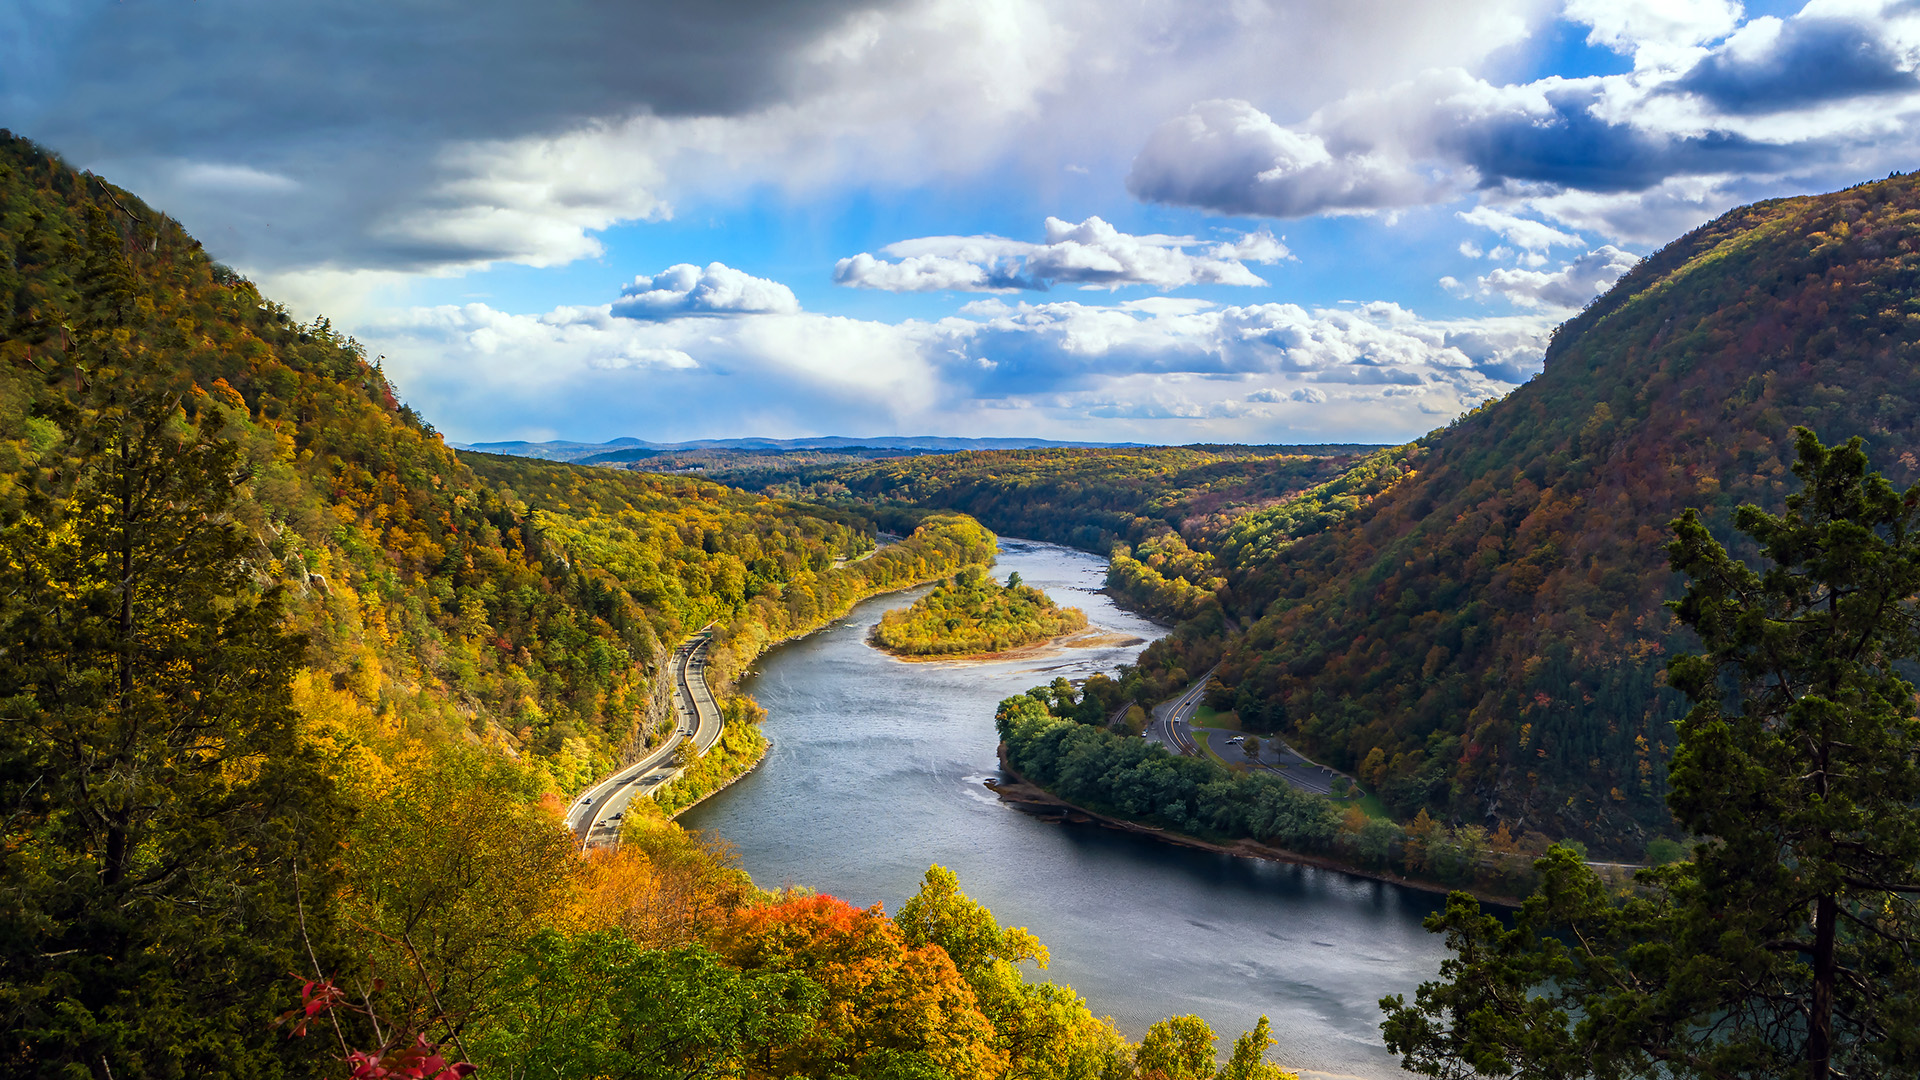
[793,445,1387,623]
[0,132,1112,1077]
[1178,176,1920,849]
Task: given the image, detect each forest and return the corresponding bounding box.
[0,133,1314,1078]
[871,567,1088,657]
[996,681,1598,899]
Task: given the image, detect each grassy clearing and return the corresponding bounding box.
[1192,706,1241,730]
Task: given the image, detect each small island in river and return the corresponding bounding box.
[871,567,1089,658]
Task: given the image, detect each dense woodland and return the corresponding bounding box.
[736,444,1365,566]
[871,567,1088,657]
[997,682,1594,898]
[803,174,1920,854]
[0,133,1307,1078]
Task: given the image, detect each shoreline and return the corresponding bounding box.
[991,746,1526,908]
[664,738,770,821]
[870,625,1146,666]
[708,552,998,693]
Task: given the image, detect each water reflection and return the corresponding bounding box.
[681,539,1447,1079]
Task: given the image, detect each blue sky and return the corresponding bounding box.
[6,0,1915,445]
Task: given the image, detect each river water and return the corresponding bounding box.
[681,538,1448,1080]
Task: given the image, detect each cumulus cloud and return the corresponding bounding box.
[364,280,1549,444]
[1448,245,1638,311]
[1564,0,1743,69]
[1671,14,1920,114]
[612,262,800,319]
[1126,98,1448,217]
[834,215,1288,292]
[1456,206,1583,252]
[1128,2,1920,239]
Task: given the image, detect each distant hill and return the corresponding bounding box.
[458,434,1145,462]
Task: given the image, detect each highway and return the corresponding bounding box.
[1145,665,1215,757]
[1144,663,1347,798]
[564,628,725,849]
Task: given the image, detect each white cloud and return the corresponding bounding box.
[172,161,301,193]
[1456,206,1585,252]
[1455,245,1639,311]
[835,215,1289,293]
[1564,0,1744,69]
[611,262,800,320]
[367,283,1551,444]
[1127,97,1451,218]
[1128,3,1920,242]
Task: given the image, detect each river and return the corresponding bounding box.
[681,538,1449,1080]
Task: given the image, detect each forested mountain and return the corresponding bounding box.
[815,174,1920,852]
[463,433,1138,462]
[1200,174,1920,848]
[2,132,1302,1079]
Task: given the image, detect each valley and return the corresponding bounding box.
[11,116,1920,1079]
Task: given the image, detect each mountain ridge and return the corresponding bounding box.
[458,434,1152,461]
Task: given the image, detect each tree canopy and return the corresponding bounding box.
[871,568,1088,657]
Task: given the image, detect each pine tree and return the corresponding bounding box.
[0,198,345,1078]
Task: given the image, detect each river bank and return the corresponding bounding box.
[874,625,1146,665]
[683,537,1454,1079]
[989,748,1531,908]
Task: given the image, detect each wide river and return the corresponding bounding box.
[682,538,1449,1080]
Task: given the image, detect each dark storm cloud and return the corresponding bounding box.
[1671,17,1919,115]
[4,0,895,272]
[21,0,892,157]
[1445,85,1802,193]
[1126,82,1814,223]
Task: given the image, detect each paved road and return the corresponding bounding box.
[831,532,900,570]
[1144,664,1349,798]
[1145,665,1216,757]
[565,629,724,848]
[1194,727,1341,796]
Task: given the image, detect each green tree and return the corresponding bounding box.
[0,361,345,1074]
[1380,428,1920,1079]
[1136,1015,1216,1080]
[472,932,820,1080]
[1215,1016,1294,1080]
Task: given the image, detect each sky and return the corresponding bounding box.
[7,0,1918,446]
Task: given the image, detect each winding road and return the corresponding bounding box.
[565,629,724,849]
[1145,664,1348,797]
[1145,665,1214,757]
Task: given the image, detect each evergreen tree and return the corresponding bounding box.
[0,199,344,1078]
[1380,428,1920,1079]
